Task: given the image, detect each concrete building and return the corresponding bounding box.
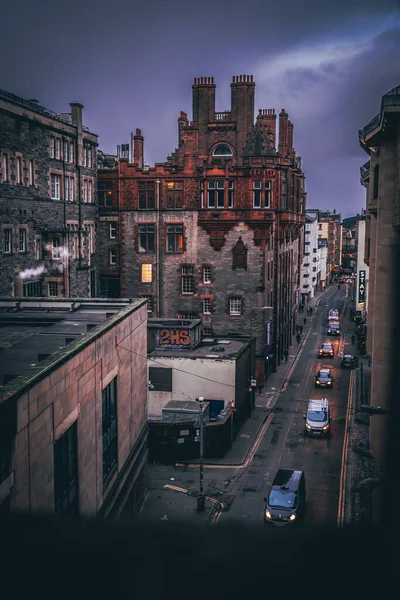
[318,238,328,289]
[310,209,343,279]
[301,212,320,301]
[0,90,98,299]
[359,84,400,462]
[0,297,148,518]
[98,75,306,385]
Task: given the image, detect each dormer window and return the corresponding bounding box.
[212,144,233,158]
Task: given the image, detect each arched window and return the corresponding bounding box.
[212,144,233,157]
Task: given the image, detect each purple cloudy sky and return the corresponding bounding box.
[1,0,399,217]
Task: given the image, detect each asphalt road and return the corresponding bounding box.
[221,285,351,527]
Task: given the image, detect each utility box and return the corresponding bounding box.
[162,400,209,423]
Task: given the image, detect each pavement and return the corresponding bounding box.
[139,283,337,523]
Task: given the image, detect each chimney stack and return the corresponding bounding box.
[257,109,277,145]
[287,120,294,155]
[178,111,189,143]
[278,109,289,156]
[70,103,84,129]
[133,128,144,169]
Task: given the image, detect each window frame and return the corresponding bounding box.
[141,294,154,314]
[29,160,34,186]
[212,144,233,158]
[2,153,9,182]
[141,263,153,283]
[18,228,26,253]
[202,266,212,284]
[265,180,272,208]
[229,296,242,316]
[16,156,22,184]
[139,224,155,253]
[253,180,262,208]
[48,281,59,297]
[3,228,12,254]
[281,170,288,209]
[102,377,118,487]
[166,224,183,253]
[54,421,79,516]
[228,180,234,208]
[202,298,211,314]
[138,181,155,210]
[50,173,61,200]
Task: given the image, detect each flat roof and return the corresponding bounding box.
[149,337,249,360]
[0,297,146,404]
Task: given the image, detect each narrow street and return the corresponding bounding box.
[140,285,354,528]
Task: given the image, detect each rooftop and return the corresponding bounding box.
[0,297,146,404]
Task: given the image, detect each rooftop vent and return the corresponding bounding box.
[206,354,220,358]
[217,340,231,344]
[211,346,225,352]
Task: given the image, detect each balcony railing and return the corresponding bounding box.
[359,86,400,141]
[214,111,232,121]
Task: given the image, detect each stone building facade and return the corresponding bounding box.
[0,90,98,299]
[98,76,306,383]
[359,85,400,463]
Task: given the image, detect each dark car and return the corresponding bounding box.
[319,343,334,357]
[315,368,333,388]
[264,469,306,525]
[327,322,340,336]
[341,354,357,368]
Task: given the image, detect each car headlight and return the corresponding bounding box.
[265,510,272,519]
[305,423,311,429]
[289,514,296,521]
[316,380,320,384]
[327,381,331,384]
[323,425,329,430]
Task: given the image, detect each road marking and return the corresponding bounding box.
[337,369,354,527]
[164,484,189,494]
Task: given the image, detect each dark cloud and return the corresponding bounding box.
[1,0,399,215]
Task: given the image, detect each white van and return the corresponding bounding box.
[304,398,331,437]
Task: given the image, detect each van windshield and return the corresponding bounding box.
[268,490,296,508]
[308,410,327,422]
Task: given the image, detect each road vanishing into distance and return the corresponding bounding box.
[140,286,353,529]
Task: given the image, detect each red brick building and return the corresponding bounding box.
[98,75,306,382]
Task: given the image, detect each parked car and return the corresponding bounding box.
[341,354,357,368]
[315,368,333,388]
[264,469,306,525]
[319,343,334,357]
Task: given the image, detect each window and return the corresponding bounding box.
[19,229,26,252]
[16,157,22,184]
[98,181,113,207]
[52,238,62,260]
[167,224,183,253]
[265,180,272,208]
[88,180,92,202]
[50,173,61,199]
[3,229,12,254]
[87,147,92,168]
[83,146,87,167]
[63,140,68,161]
[138,181,155,209]
[102,378,118,486]
[141,263,153,283]
[203,266,212,284]
[253,181,262,208]
[228,181,234,208]
[177,312,197,319]
[50,137,55,158]
[48,281,59,297]
[55,138,61,160]
[29,160,34,185]
[69,141,74,163]
[85,223,95,256]
[83,180,88,202]
[201,181,204,208]
[69,176,74,201]
[109,223,117,239]
[282,171,288,209]
[207,181,224,208]
[203,326,213,336]
[139,224,154,253]
[373,164,379,199]
[2,154,9,182]
[142,295,154,313]
[64,176,70,200]
[202,298,211,314]
[54,422,78,516]
[23,280,42,297]
[166,181,183,209]
[318,224,322,230]
[212,144,233,157]
[148,367,172,392]
[109,250,117,265]
[229,297,242,315]
[181,265,194,295]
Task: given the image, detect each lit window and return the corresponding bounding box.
[229,297,242,316]
[167,224,183,253]
[253,181,262,208]
[19,229,26,252]
[212,144,233,157]
[109,250,117,265]
[141,263,152,283]
[50,173,61,199]
[48,281,59,297]
[203,298,211,314]
[203,266,212,284]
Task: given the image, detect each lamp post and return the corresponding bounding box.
[197,396,205,512]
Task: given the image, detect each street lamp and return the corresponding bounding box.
[197,396,205,512]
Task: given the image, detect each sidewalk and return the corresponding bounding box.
[203,285,335,466]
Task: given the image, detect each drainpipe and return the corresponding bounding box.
[62,136,70,297]
[156,178,161,316]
